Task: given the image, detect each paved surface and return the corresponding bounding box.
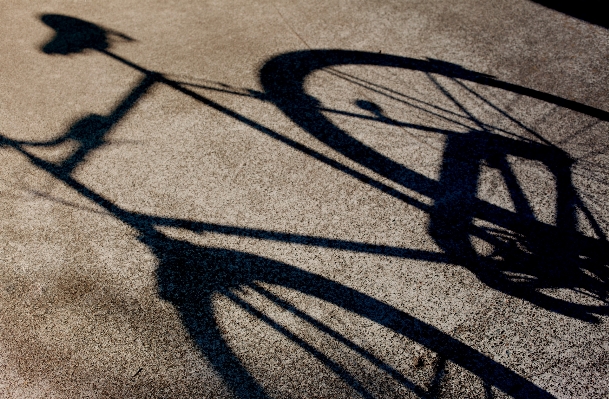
[0,1,608,398]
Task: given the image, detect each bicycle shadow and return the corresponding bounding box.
[16,13,609,398]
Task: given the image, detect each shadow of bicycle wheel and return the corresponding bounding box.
[147,231,554,398]
[259,49,609,324]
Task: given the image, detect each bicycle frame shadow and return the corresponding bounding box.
[5,12,607,398]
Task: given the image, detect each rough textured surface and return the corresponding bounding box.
[0,1,607,398]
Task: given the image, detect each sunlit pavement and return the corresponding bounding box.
[0,1,608,398]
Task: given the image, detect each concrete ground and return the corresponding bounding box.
[0,1,608,398]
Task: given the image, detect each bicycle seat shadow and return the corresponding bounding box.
[40,13,133,55]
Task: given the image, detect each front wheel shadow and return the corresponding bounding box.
[148,233,554,399]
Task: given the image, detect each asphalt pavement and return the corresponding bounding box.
[0,1,607,398]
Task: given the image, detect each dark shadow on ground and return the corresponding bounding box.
[530,0,609,29]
